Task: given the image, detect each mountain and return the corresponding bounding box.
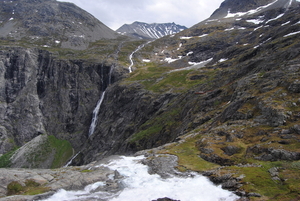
[0,0,118,49]
[0,0,300,200]
[210,0,299,19]
[116,21,187,39]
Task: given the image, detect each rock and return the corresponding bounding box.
[0,163,115,198]
[221,145,242,156]
[291,124,300,134]
[288,82,300,93]
[200,153,234,166]
[28,175,48,185]
[9,135,55,169]
[152,198,180,201]
[142,154,183,178]
[247,192,262,197]
[247,145,300,161]
[222,179,239,190]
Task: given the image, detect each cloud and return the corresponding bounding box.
[58,0,224,30]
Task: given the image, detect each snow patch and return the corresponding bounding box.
[224,0,280,18]
[180,36,193,40]
[218,58,228,63]
[170,58,213,72]
[253,25,263,31]
[266,13,285,24]
[198,34,208,38]
[187,51,193,56]
[246,19,264,24]
[165,57,179,63]
[283,31,300,37]
[281,21,290,26]
[225,27,235,31]
[142,59,151,63]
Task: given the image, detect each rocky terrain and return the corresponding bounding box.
[0,0,300,200]
[0,0,118,49]
[116,21,187,39]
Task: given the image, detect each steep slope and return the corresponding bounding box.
[0,0,300,199]
[116,21,187,39]
[78,0,300,199]
[210,0,298,19]
[0,0,118,49]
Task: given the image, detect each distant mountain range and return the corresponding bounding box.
[116,21,187,39]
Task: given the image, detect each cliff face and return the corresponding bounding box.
[0,47,116,160]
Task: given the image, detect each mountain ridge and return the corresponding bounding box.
[116,21,187,39]
[0,0,118,49]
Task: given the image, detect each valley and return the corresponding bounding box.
[0,0,300,200]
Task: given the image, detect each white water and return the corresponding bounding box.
[43,155,239,201]
[128,41,152,73]
[64,151,80,167]
[88,91,106,137]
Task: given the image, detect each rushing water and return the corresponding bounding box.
[88,64,114,137]
[43,155,239,201]
[128,41,152,73]
[88,91,106,137]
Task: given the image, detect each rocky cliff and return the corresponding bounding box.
[0,46,127,168]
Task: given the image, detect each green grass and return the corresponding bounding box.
[130,125,163,143]
[7,179,50,196]
[48,135,73,169]
[161,134,220,171]
[0,148,18,168]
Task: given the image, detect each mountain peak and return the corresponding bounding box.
[116,21,187,39]
[210,0,299,19]
[0,0,118,49]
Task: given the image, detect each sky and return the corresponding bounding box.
[57,0,224,30]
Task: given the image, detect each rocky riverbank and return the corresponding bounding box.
[0,152,242,201]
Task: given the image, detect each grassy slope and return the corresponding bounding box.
[119,18,300,200]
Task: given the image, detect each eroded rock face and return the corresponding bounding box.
[0,47,115,166]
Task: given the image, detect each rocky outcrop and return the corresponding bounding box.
[0,160,118,200]
[247,145,300,161]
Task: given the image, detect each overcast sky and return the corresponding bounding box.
[57,0,224,30]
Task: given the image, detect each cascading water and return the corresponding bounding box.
[88,65,114,137]
[42,155,239,201]
[128,41,152,73]
[88,91,106,137]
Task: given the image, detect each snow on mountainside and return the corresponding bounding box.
[116,21,187,39]
[210,0,300,19]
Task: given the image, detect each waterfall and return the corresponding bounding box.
[88,91,106,137]
[64,151,81,167]
[88,65,114,137]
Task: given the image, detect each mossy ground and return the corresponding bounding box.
[47,135,73,168]
[0,148,18,168]
[7,179,50,196]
